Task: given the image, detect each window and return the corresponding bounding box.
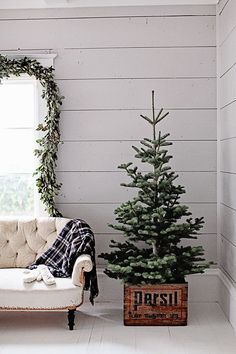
[0,78,37,216]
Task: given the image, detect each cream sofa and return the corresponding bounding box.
[0,217,93,330]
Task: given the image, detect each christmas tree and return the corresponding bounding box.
[99,91,212,284]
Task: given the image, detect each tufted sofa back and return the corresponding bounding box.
[0,217,71,268]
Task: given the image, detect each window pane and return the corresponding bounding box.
[0,174,34,216]
[0,78,36,217]
[0,130,34,173]
[0,81,35,128]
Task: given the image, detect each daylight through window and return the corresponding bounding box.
[0,78,36,216]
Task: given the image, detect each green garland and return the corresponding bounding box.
[0,54,63,217]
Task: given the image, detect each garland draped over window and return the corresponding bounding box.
[0,54,63,217]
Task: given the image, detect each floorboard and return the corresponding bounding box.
[0,303,235,354]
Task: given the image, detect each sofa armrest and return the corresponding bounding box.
[72,254,93,287]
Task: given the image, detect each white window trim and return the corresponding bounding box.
[1,52,57,68]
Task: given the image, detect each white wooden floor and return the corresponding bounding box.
[0,302,235,354]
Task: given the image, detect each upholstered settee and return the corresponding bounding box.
[0,217,93,330]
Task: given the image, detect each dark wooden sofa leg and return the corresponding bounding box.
[68,308,76,330]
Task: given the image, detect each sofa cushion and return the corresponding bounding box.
[0,218,71,268]
[0,269,83,310]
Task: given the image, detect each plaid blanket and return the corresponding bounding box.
[28,219,99,304]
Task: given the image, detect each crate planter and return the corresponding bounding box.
[124,283,188,326]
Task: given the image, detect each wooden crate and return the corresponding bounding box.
[124,283,188,326]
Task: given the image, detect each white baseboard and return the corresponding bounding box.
[186,268,219,303]
[218,268,236,331]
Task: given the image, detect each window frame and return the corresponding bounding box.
[0,53,58,217]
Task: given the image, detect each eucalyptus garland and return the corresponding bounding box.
[0,54,63,217]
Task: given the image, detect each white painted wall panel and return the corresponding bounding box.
[221,204,236,246]
[220,64,236,108]
[0,16,216,50]
[189,204,217,234]
[56,202,217,235]
[0,5,216,19]
[55,47,216,79]
[181,234,217,263]
[57,140,216,172]
[220,101,236,140]
[220,235,236,282]
[218,0,229,15]
[221,139,236,173]
[220,25,236,76]
[60,109,217,141]
[219,0,236,45]
[221,172,236,209]
[56,171,216,203]
[59,78,216,110]
[218,0,236,299]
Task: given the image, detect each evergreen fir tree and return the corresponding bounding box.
[99,91,212,284]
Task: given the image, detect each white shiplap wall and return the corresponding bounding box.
[0,5,217,266]
[218,0,236,284]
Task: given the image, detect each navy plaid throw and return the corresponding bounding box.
[28,218,99,304]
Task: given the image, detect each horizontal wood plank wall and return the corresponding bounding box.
[218,0,236,284]
[0,5,217,265]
